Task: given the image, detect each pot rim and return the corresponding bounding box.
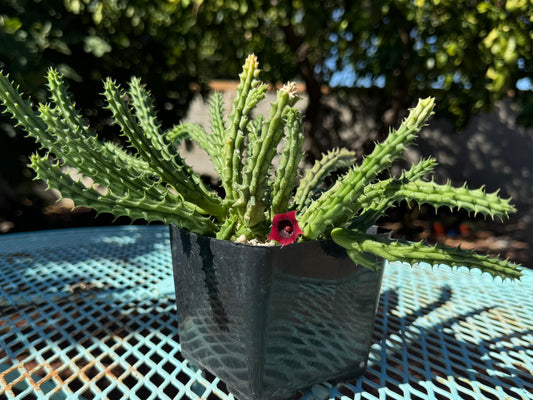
[170,224,392,249]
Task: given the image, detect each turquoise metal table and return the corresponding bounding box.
[0,226,532,400]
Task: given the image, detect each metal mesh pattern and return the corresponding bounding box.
[1,226,532,400]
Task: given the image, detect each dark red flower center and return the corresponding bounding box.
[278,220,294,238]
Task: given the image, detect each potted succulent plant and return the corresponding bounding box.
[0,55,522,400]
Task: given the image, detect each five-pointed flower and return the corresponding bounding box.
[267,211,303,246]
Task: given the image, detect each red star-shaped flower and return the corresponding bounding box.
[267,211,303,246]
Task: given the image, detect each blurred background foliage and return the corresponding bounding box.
[1,0,532,232]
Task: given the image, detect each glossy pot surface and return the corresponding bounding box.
[170,226,386,400]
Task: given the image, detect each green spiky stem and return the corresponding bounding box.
[216,215,239,240]
[331,228,522,280]
[1,69,225,233]
[271,108,304,214]
[355,179,515,227]
[31,155,217,235]
[164,124,190,145]
[0,71,52,148]
[351,157,437,230]
[301,97,436,239]
[2,70,162,199]
[208,92,226,146]
[102,142,156,177]
[167,122,224,178]
[293,148,357,210]
[248,115,264,144]
[43,71,151,193]
[37,103,148,195]
[41,72,160,196]
[128,79,220,202]
[222,54,267,199]
[103,78,225,218]
[241,84,300,229]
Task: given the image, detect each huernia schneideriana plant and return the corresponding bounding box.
[0,54,522,280]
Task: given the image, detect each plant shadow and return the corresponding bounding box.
[314,285,533,400]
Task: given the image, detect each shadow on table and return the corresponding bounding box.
[329,286,533,400]
[0,226,170,304]
[0,227,183,399]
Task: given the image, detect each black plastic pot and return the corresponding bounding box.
[170,225,387,400]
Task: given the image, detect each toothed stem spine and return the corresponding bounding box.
[223,54,264,199]
[352,157,438,230]
[271,108,304,214]
[293,148,357,210]
[331,228,522,280]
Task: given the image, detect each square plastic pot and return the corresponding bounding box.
[170,225,386,400]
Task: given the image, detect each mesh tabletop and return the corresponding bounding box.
[0,225,532,400]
